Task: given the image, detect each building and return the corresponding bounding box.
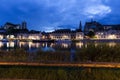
[0,22,42,41]
[50,29,84,41]
[17,31,42,40]
[84,20,120,39]
[84,21,103,34]
[50,21,84,41]
[76,31,84,40]
[94,23,120,39]
[103,25,120,31]
[50,29,71,40]
[95,30,120,39]
[4,22,21,30]
[3,21,27,30]
[22,21,27,29]
[28,30,42,40]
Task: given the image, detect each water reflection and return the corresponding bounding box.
[7,42,15,48]
[0,42,4,48]
[70,49,76,62]
[0,41,118,51]
[61,43,69,48]
[41,43,55,52]
[108,42,116,47]
[76,42,84,48]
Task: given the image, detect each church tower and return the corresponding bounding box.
[79,21,82,31]
[22,21,27,29]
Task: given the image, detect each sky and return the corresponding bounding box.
[0,0,119,32]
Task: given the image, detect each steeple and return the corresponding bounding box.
[22,21,27,29]
[79,21,82,30]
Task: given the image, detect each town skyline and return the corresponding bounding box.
[0,0,120,32]
[1,20,120,32]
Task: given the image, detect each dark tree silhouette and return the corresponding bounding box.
[87,31,95,38]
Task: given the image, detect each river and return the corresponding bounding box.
[0,41,118,52]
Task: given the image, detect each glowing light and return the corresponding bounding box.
[50,43,54,47]
[36,43,40,48]
[62,35,70,40]
[28,42,33,49]
[7,35,15,39]
[76,42,83,48]
[108,42,116,47]
[0,42,3,48]
[42,36,46,39]
[7,42,15,48]
[28,34,41,40]
[42,43,45,47]
[62,43,69,48]
[0,35,4,40]
[108,35,116,39]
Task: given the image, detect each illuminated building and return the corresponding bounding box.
[84,20,103,34]
[0,22,42,41]
[95,30,119,39]
[50,21,84,41]
[50,29,84,41]
[50,29,71,40]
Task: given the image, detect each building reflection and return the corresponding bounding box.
[0,42,4,48]
[0,41,119,51]
[55,42,71,48]
[61,43,69,48]
[76,42,84,48]
[7,42,15,48]
[108,42,116,47]
[50,43,55,47]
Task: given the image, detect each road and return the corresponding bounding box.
[0,62,120,68]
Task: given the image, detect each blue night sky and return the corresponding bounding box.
[0,0,120,32]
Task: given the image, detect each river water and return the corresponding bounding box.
[0,41,118,52]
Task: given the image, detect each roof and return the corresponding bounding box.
[0,29,6,34]
[29,30,40,34]
[5,22,19,26]
[53,29,71,33]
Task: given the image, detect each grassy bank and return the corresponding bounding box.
[0,66,119,80]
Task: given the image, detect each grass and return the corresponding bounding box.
[0,66,119,80]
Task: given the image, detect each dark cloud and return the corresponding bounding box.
[0,0,119,32]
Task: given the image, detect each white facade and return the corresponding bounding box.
[50,32,84,40]
[95,30,120,39]
[0,31,42,41]
[0,35,4,40]
[17,33,42,40]
[76,32,84,40]
[28,33,42,40]
[50,33,71,40]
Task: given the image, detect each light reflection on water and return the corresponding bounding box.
[108,42,116,47]
[0,41,118,52]
[76,42,84,48]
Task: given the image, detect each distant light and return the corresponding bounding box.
[108,35,116,39]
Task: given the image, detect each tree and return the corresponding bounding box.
[87,31,95,38]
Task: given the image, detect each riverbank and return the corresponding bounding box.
[0,62,120,68]
[0,64,120,80]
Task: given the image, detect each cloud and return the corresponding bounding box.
[0,0,115,31]
[84,5,111,18]
[82,0,111,18]
[35,0,112,20]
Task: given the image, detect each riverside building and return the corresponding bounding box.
[0,21,42,41]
